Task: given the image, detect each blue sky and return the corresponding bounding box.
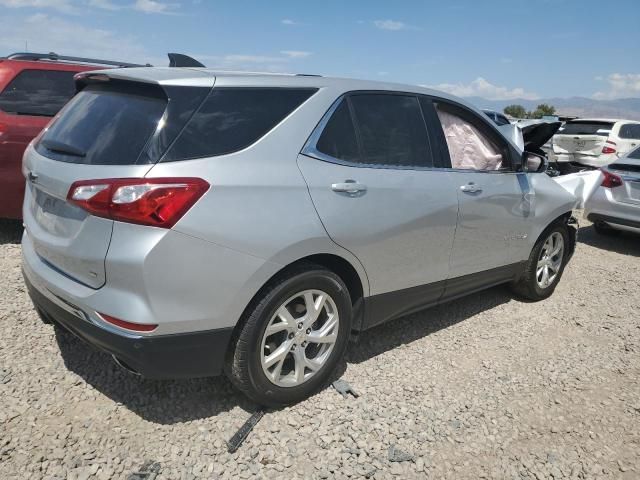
[1,0,639,100]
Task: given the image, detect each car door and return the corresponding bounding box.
[616,123,640,156]
[425,98,532,281]
[298,92,459,326]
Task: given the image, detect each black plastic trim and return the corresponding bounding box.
[362,263,524,330]
[24,272,233,379]
[587,213,640,230]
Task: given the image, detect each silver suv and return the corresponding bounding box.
[22,68,577,406]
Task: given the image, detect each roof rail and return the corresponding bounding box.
[167,53,205,68]
[4,52,150,68]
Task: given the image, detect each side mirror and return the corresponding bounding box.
[523,152,547,173]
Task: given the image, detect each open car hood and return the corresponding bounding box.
[520,121,562,150]
[498,121,562,152]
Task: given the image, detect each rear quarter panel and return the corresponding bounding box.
[144,85,369,328]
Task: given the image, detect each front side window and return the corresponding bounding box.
[619,124,640,140]
[164,88,316,161]
[349,94,433,168]
[0,69,76,116]
[435,102,506,171]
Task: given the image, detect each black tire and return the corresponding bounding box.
[593,222,621,236]
[226,264,352,407]
[510,222,570,301]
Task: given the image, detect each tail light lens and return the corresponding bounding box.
[67,177,209,228]
[602,140,617,155]
[601,169,623,188]
[99,313,158,332]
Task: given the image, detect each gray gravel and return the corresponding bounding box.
[1,216,639,479]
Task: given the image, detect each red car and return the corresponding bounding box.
[0,52,146,219]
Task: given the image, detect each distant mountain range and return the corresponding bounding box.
[466,96,640,120]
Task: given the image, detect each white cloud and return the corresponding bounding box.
[425,77,539,100]
[0,0,76,13]
[593,73,640,99]
[373,19,407,31]
[280,50,311,59]
[281,18,297,25]
[196,50,313,72]
[0,13,153,64]
[132,0,179,14]
[88,0,121,10]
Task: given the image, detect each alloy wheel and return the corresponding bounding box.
[536,232,564,289]
[260,289,339,387]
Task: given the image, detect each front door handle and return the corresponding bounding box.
[460,183,482,194]
[331,180,367,194]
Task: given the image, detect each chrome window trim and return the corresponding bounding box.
[301,93,441,172]
[302,91,521,175]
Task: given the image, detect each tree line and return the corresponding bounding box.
[503,104,556,119]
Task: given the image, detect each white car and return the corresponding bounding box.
[584,146,640,235]
[553,119,640,173]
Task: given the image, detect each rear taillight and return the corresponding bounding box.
[99,313,158,332]
[602,140,617,155]
[67,177,209,228]
[601,169,623,188]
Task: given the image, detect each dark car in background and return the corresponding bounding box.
[483,109,511,126]
[0,52,146,219]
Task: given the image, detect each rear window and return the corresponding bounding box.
[0,69,76,116]
[619,124,640,140]
[557,121,614,136]
[36,83,167,165]
[163,88,317,161]
[609,162,640,173]
[629,146,640,159]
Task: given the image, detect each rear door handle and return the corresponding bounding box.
[460,183,482,194]
[331,181,367,194]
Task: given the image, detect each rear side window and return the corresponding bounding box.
[349,94,433,168]
[164,88,316,161]
[0,69,76,116]
[557,121,614,136]
[316,100,359,162]
[36,83,167,165]
[619,124,640,140]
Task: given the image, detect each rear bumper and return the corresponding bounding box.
[24,270,234,379]
[586,213,640,232]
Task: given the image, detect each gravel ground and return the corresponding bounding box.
[1,216,639,479]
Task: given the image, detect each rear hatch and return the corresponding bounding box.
[553,120,614,160]
[23,70,213,288]
[607,149,640,206]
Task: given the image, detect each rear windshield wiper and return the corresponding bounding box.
[41,139,86,157]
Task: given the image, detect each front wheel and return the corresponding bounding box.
[226,265,352,407]
[510,224,569,301]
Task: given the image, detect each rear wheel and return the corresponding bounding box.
[226,265,351,407]
[510,223,569,301]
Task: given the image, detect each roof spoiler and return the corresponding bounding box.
[167,53,205,68]
[3,52,205,69]
[3,52,150,68]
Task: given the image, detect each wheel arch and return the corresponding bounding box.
[224,252,368,366]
